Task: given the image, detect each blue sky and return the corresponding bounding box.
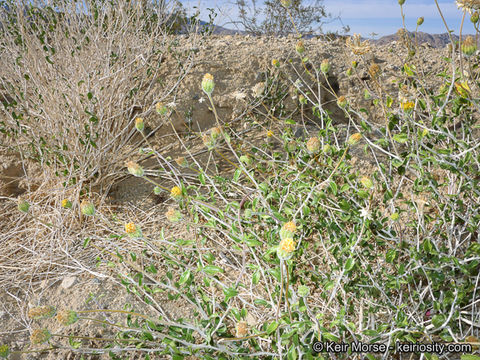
[179,0,477,37]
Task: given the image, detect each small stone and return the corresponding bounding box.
[246,313,256,326]
[61,276,76,289]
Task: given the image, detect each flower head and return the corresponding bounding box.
[283,221,297,233]
[368,64,381,79]
[337,95,348,108]
[30,328,52,345]
[170,186,182,199]
[175,156,188,168]
[155,102,168,115]
[202,73,215,95]
[80,200,95,216]
[401,101,415,112]
[281,0,291,8]
[61,199,72,209]
[211,126,222,140]
[166,208,182,223]
[348,133,362,145]
[135,117,144,132]
[17,198,30,213]
[235,321,248,337]
[278,238,296,259]
[126,161,144,177]
[417,17,424,26]
[456,0,480,14]
[266,130,274,138]
[56,310,79,326]
[28,305,56,320]
[125,222,137,234]
[272,59,280,67]
[471,11,479,22]
[202,133,215,150]
[296,40,305,55]
[360,176,374,189]
[0,344,9,359]
[461,35,477,56]
[320,59,331,74]
[306,137,320,154]
[346,34,371,55]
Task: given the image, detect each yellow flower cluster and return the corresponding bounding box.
[125,222,137,234]
[283,221,297,233]
[170,186,182,198]
[279,238,296,253]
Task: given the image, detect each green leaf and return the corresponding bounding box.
[287,345,297,360]
[266,321,278,334]
[233,168,241,182]
[386,249,397,263]
[285,118,296,125]
[362,329,379,337]
[461,356,480,360]
[198,172,206,185]
[345,257,354,272]
[254,299,269,306]
[202,265,224,275]
[252,271,260,285]
[393,133,408,143]
[423,239,433,254]
[223,287,238,302]
[432,314,445,328]
[83,237,91,248]
[178,270,191,285]
[329,181,338,196]
[386,96,393,108]
[322,332,339,342]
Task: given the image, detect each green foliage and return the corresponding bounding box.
[235,0,330,36]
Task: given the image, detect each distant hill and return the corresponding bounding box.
[374,31,467,48]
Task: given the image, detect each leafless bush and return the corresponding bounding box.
[0,0,193,197]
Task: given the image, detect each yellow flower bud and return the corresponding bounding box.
[80,200,95,216]
[61,199,72,209]
[320,59,331,74]
[201,73,215,95]
[348,133,362,145]
[126,161,144,177]
[236,321,248,338]
[360,176,374,189]
[337,95,347,108]
[135,117,144,132]
[56,310,79,326]
[296,41,305,55]
[18,199,30,213]
[30,329,52,345]
[28,306,56,320]
[306,137,320,153]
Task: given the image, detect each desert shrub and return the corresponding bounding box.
[2,0,480,359]
[234,0,329,36]
[0,0,192,197]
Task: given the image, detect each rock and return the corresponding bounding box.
[61,276,77,289]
